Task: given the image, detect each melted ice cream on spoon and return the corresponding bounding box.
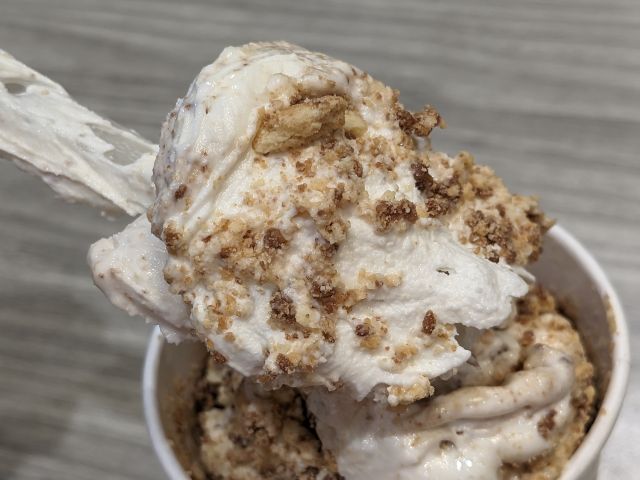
[0,49,155,215]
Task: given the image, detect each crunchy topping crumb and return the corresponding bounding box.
[422,310,437,335]
[537,409,557,439]
[354,316,388,350]
[423,175,461,218]
[210,350,227,364]
[352,159,363,177]
[276,353,295,374]
[344,110,367,138]
[465,210,516,264]
[269,291,297,328]
[218,246,236,259]
[295,158,315,176]
[252,95,348,154]
[413,105,443,136]
[393,344,418,364]
[263,227,287,250]
[357,270,402,290]
[387,377,434,405]
[396,104,442,137]
[375,199,418,233]
[319,217,350,244]
[317,239,339,258]
[355,323,371,337]
[174,184,187,200]
[396,107,416,133]
[163,223,183,255]
[310,277,340,313]
[411,162,434,193]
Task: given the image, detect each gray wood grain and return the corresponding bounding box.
[1,0,638,478]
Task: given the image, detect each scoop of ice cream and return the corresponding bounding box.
[149,41,550,401]
[306,287,595,480]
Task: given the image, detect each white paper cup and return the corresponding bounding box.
[142,225,630,480]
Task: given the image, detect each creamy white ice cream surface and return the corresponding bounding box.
[307,323,577,480]
[147,41,550,403]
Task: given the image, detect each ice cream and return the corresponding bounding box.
[0,49,155,215]
[147,42,550,402]
[306,287,595,480]
[193,357,340,480]
[1,42,593,480]
[191,286,594,480]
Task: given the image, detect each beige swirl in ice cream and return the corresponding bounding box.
[149,42,551,401]
[306,288,595,480]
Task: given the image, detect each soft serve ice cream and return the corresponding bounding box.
[146,42,549,404]
[76,42,592,479]
[189,286,594,480]
[306,287,594,480]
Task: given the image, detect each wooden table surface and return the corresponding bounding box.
[0,1,638,478]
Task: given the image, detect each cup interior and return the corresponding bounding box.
[143,225,630,480]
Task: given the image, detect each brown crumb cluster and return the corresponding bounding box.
[210,350,227,365]
[520,329,535,348]
[411,162,434,193]
[396,104,443,137]
[310,278,339,312]
[424,177,461,218]
[393,344,419,365]
[353,316,388,350]
[354,323,370,337]
[374,199,418,233]
[263,228,287,250]
[269,290,297,329]
[276,353,296,374]
[163,222,183,255]
[422,310,437,335]
[193,358,341,480]
[413,151,554,265]
[465,210,516,263]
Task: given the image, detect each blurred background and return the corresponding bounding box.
[0,0,638,478]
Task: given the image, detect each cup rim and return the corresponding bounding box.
[142,224,630,480]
